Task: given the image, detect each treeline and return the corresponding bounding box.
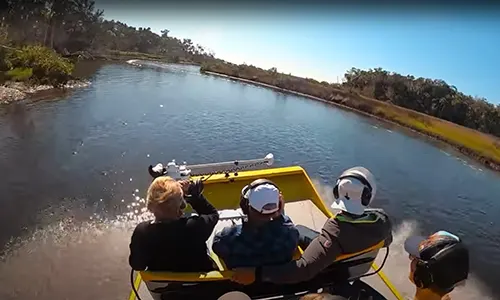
[343,68,500,138]
[0,0,216,86]
[201,62,500,169]
[201,62,500,139]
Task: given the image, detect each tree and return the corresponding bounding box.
[1,0,215,63]
[341,67,500,137]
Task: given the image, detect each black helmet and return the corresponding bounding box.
[405,230,469,292]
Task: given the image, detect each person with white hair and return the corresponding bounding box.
[231,167,393,285]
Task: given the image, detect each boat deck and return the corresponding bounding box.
[129,200,403,300]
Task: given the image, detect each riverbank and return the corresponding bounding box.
[201,69,500,172]
[0,48,203,105]
[0,80,90,104]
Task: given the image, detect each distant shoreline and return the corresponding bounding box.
[202,70,500,173]
[87,51,202,66]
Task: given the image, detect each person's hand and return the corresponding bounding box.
[179,180,190,194]
[148,163,165,179]
[187,179,204,197]
[231,268,256,285]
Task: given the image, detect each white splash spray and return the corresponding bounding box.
[0,181,495,300]
[311,179,495,300]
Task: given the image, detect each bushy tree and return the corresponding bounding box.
[6,45,73,86]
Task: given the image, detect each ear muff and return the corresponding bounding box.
[413,260,433,288]
[239,196,250,215]
[240,179,279,215]
[413,240,467,290]
[332,173,373,206]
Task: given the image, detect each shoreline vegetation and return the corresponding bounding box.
[1,1,499,172]
[200,62,500,172]
[0,0,220,103]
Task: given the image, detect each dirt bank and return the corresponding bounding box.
[0,80,91,105]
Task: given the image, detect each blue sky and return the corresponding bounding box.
[96,3,500,104]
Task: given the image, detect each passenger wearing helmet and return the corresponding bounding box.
[231,167,393,284]
[212,179,300,269]
[405,230,469,300]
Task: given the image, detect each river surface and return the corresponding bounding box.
[0,62,499,300]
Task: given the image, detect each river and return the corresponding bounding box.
[0,62,498,300]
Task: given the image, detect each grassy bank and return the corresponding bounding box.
[200,62,500,172]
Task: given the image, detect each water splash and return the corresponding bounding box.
[310,179,494,300]
[0,218,132,300]
[310,178,335,207]
[0,193,152,300]
[382,220,495,300]
[0,181,494,300]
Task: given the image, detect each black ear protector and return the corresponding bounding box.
[413,239,465,289]
[332,172,373,207]
[413,258,433,288]
[239,179,279,215]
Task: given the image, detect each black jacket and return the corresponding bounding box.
[128,193,219,272]
[260,208,393,283]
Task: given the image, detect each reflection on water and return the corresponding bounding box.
[5,103,35,139]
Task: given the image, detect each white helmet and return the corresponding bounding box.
[331,167,377,215]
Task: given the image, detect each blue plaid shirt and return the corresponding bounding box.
[212,215,299,269]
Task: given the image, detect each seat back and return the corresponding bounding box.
[140,242,385,300]
[334,248,380,281]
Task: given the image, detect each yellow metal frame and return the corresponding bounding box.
[130,166,404,300]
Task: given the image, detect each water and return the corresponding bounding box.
[0,62,498,300]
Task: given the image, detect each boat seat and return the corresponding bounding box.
[140,241,385,300]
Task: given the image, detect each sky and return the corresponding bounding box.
[96,2,500,104]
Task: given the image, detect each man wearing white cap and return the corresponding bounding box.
[213,179,300,269]
[231,167,393,285]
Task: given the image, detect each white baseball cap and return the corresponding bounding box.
[242,183,280,214]
[331,167,377,215]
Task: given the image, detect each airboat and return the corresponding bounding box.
[128,153,404,300]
